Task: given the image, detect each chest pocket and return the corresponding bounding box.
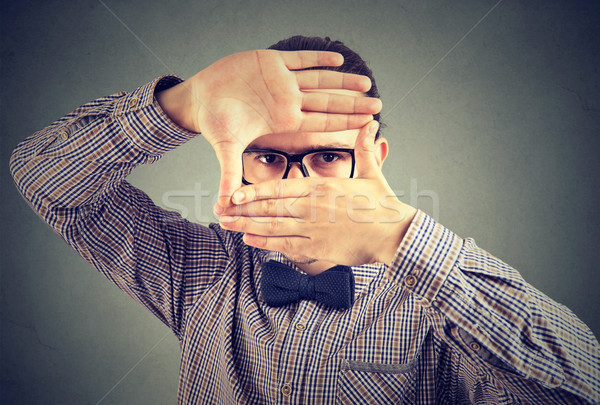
[336,357,419,404]
[333,279,430,404]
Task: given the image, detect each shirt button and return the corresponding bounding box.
[295,323,306,331]
[404,275,417,288]
[59,131,69,141]
[469,341,481,351]
[128,98,139,108]
[281,383,292,397]
[549,376,561,387]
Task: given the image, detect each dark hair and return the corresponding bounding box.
[268,36,384,139]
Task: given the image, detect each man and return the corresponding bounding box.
[10,36,600,403]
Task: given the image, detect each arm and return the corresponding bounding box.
[10,48,380,234]
[10,49,380,336]
[9,76,229,338]
[391,211,600,403]
[223,190,600,400]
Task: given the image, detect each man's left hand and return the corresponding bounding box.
[217,121,417,267]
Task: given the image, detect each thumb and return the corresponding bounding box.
[354,121,380,178]
[213,142,244,208]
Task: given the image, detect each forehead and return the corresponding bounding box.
[248,129,359,153]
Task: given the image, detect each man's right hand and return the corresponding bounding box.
[156,50,382,207]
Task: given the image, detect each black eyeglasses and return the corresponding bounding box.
[242,148,356,185]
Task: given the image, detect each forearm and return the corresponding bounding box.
[390,211,600,402]
[9,76,211,334]
[9,75,197,234]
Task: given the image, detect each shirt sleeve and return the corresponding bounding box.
[388,210,600,403]
[9,75,233,339]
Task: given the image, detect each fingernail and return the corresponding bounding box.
[220,216,236,223]
[213,204,223,215]
[369,121,379,135]
[232,190,245,204]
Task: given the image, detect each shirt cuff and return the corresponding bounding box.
[114,75,199,156]
[386,210,463,306]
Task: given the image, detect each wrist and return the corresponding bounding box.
[155,81,198,133]
[377,202,417,265]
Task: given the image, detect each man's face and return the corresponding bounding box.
[245,130,360,265]
[244,90,389,265]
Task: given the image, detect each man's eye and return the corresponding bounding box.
[315,153,341,163]
[257,154,283,164]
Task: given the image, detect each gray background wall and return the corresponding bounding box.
[2,0,599,403]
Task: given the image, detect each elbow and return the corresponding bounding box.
[9,133,47,203]
[9,140,26,191]
[8,134,40,197]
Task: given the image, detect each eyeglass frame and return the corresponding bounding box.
[241,147,356,185]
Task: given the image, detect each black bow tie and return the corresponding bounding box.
[261,260,355,310]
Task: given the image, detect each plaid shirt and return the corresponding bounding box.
[10,76,600,404]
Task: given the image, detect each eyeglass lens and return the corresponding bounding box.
[242,150,353,183]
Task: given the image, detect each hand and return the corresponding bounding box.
[156,50,382,206]
[217,121,417,268]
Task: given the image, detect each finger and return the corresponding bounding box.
[354,121,380,178]
[232,177,324,205]
[243,233,311,254]
[220,215,306,237]
[219,197,306,218]
[302,93,381,114]
[299,111,373,132]
[213,142,244,207]
[295,70,372,92]
[279,50,343,70]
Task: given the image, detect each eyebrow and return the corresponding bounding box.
[312,143,353,149]
[247,143,353,151]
